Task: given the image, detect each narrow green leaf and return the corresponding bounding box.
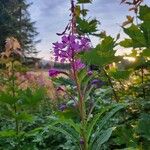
[92,127,115,150]
[89,104,124,146]
[0,130,16,137]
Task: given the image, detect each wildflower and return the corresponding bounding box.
[49,68,69,78]
[79,138,84,145]
[37,74,45,86]
[59,103,67,111]
[87,70,93,76]
[49,69,61,77]
[73,59,85,70]
[53,34,91,70]
[25,72,32,80]
[91,79,105,88]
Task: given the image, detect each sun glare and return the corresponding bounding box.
[123,56,136,62]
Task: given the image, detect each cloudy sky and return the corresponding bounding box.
[27,0,150,60]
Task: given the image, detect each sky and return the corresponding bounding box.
[27,0,150,60]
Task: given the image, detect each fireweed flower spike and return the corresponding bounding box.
[53,34,91,70]
[48,68,69,77]
[49,1,92,148]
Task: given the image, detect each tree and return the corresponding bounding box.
[0,0,39,55]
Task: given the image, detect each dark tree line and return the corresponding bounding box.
[0,0,39,55]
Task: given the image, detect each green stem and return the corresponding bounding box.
[70,1,88,149]
[72,67,88,150]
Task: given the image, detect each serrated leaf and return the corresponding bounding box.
[80,36,117,66]
[53,77,75,86]
[77,17,99,34]
[141,21,150,48]
[139,5,150,21]
[77,68,87,83]
[123,24,146,48]
[138,114,150,140]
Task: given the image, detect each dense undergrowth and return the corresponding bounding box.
[0,0,150,149]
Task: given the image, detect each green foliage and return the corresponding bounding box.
[123,24,146,48]
[19,88,45,106]
[44,104,124,150]
[80,36,119,66]
[0,0,39,54]
[77,17,99,34]
[108,69,131,80]
[0,1,150,150]
[77,0,93,4]
[120,5,150,49]
[91,127,115,150]
[138,113,150,140]
[139,5,150,21]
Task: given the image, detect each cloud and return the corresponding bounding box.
[27,0,150,60]
[27,0,70,59]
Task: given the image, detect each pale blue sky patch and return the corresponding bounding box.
[27,0,150,60]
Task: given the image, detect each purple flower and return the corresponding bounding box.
[62,35,68,43]
[53,34,91,70]
[49,69,61,77]
[72,59,85,70]
[91,79,105,88]
[87,70,93,76]
[49,69,69,78]
[69,35,76,42]
[80,138,84,145]
[59,103,67,111]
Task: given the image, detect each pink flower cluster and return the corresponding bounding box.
[52,34,91,71]
[15,72,46,88]
[49,35,91,78]
[53,34,90,63]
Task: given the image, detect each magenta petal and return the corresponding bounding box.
[88,70,93,76]
[53,34,91,66]
[62,35,68,43]
[72,59,85,70]
[49,68,61,77]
